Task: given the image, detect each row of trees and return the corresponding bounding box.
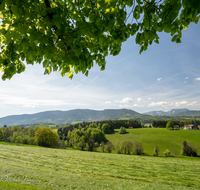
[152,119,200,128]
[57,120,142,140]
[153,141,198,157]
[0,125,59,148]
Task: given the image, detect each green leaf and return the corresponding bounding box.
[11,5,18,14]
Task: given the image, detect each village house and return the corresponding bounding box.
[183,124,199,130]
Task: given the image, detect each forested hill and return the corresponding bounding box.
[0,109,141,126]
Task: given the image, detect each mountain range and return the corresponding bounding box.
[144,108,200,116]
[0,108,200,127]
[0,109,141,126]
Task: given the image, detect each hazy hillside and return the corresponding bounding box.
[144,108,190,116]
[0,109,141,126]
[172,110,200,116]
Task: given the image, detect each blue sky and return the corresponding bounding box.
[0,22,200,118]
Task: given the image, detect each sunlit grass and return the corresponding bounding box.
[0,143,200,189]
[106,128,200,156]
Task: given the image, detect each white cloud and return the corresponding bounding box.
[115,97,133,103]
[157,78,162,81]
[105,101,111,104]
[133,104,143,107]
[187,101,197,106]
[148,98,152,100]
[148,101,168,107]
[195,77,200,81]
[185,77,188,79]
[137,98,142,102]
[175,101,188,106]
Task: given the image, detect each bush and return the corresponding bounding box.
[119,127,126,134]
[182,141,197,157]
[105,142,114,153]
[134,141,143,155]
[153,146,160,156]
[163,149,171,157]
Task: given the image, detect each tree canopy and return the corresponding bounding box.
[166,121,174,129]
[0,0,199,80]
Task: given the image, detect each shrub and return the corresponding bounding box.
[182,141,197,157]
[164,149,171,157]
[153,146,160,156]
[119,127,126,134]
[105,142,114,153]
[134,141,143,155]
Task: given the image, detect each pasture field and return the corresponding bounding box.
[0,143,200,190]
[106,128,200,156]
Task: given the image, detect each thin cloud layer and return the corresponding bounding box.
[115,97,133,103]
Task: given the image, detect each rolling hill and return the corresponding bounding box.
[0,109,141,126]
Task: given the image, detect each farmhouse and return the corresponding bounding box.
[183,124,199,130]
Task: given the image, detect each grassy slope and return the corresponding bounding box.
[0,144,200,190]
[105,128,200,156]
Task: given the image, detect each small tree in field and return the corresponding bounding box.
[166,121,174,129]
[119,127,126,134]
[164,149,171,157]
[181,141,197,157]
[153,146,160,156]
[134,141,143,155]
[173,148,178,158]
[105,142,114,153]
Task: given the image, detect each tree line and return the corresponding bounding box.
[152,119,200,128]
[57,119,142,140]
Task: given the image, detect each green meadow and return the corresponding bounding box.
[0,128,200,189]
[106,128,200,156]
[0,143,200,190]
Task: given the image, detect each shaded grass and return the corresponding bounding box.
[106,128,200,157]
[0,144,200,189]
